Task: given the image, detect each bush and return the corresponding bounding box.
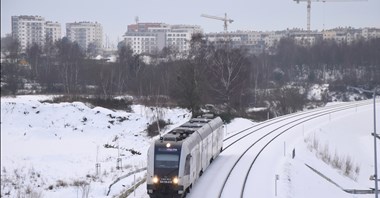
[320,143,331,164]
[85,97,132,111]
[43,95,132,111]
[305,134,360,180]
[56,180,68,188]
[147,120,169,137]
[332,150,343,170]
[217,112,235,124]
[344,156,353,177]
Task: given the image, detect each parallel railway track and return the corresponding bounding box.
[216,100,373,198]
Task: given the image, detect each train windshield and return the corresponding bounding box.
[155,154,179,168]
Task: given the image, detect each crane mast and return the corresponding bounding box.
[294,0,366,33]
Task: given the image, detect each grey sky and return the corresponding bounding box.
[2,0,379,45]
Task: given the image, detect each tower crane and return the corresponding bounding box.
[201,13,234,33]
[294,0,366,33]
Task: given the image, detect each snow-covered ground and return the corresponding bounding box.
[1,95,191,197]
[131,101,379,198]
[1,95,379,198]
[275,102,379,198]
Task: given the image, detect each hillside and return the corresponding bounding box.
[1,95,190,197]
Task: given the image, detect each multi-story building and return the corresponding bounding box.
[204,31,283,54]
[362,28,380,40]
[66,21,103,51]
[247,31,263,45]
[11,15,62,51]
[322,27,380,44]
[11,15,46,50]
[123,23,202,54]
[204,27,379,54]
[290,30,322,46]
[167,25,202,52]
[45,21,61,43]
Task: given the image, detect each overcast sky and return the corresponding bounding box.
[2,0,379,45]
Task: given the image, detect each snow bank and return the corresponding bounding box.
[1,95,190,197]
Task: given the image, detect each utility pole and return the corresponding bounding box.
[373,88,378,198]
[348,86,378,197]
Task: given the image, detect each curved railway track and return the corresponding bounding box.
[222,100,369,149]
[187,100,375,198]
[219,100,373,198]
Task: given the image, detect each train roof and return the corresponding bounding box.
[157,115,223,143]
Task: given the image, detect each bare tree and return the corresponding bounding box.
[26,43,42,79]
[207,44,250,109]
[56,37,84,94]
[1,35,20,64]
[170,33,210,112]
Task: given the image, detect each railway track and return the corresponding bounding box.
[117,101,373,198]
[222,100,370,149]
[187,100,375,198]
[218,101,371,197]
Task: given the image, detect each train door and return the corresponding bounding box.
[195,145,201,180]
[211,128,217,160]
[207,135,212,165]
[202,139,207,173]
[184,154,192,186]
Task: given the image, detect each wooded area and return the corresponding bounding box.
[1,34,379,119]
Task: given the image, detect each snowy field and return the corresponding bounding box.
[1,95,379,198]
[1,95,190,197]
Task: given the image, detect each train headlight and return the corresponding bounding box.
[172,177,179,184]
[166,143,171,148]
[153,176,159,184]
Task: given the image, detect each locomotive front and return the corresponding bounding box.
[147,141,184,198]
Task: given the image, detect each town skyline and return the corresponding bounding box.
[2,0,380,45]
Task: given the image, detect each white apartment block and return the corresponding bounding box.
[322,28,380,44]
[11,15,62,51]
[362,28,380,40]
[125,26,378,55]
[166,30,194,52]
[263,32,286,47]
[66,22,103,51]
[124,33,161,54]
[12,15,46,50]
[123,23,202,54]
[247,31,262,45]
[294,35,317,46]
[45,21,62,43]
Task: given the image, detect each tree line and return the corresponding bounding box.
[1,34,379,119]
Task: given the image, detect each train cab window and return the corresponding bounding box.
[184,154,191,175]
[155,154,179,168]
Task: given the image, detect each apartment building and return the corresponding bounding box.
[11,15,62,51]
[123,23,202,54]
[45,21,62,43]
[11,15,44,50]
[362,28,380,40]
[66,21,103,51]
[205,31,282,54]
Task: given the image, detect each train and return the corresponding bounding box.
[146,114,224,198]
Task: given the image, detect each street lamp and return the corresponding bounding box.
[348,86,379,197]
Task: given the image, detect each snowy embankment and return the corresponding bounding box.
[0,95,191,197]
[1,95,379,198]
[129,101,379,198]
[278,102,379,198]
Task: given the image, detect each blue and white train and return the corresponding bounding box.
[147,115,224,198]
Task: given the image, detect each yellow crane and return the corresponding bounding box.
[294,0,366,32]
[201,13,234,33]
